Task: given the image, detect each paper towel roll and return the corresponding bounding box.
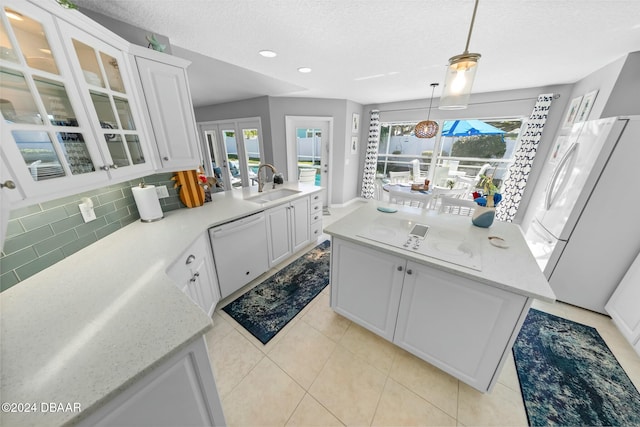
[132,185,164,222]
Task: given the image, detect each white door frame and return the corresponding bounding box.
[285,116,333,207]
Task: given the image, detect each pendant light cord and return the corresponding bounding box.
[463,0,480,54]
[427,83,438,119]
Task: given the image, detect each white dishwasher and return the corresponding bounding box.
[209,212,269,299]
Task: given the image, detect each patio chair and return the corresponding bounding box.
[389,171,411,183]
[438,196,477,216]
[388,189,433,209]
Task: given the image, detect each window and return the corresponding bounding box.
[377,118,523,191]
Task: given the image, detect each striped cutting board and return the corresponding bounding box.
[172,170,205,208]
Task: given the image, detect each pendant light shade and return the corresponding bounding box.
[415,83,439,139]
[439,0,482,110]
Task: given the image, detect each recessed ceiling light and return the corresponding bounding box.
[259,50,277,58]
[298,67,312,73]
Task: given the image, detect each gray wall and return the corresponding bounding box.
[603,51,640,118]
[195,97,365,205]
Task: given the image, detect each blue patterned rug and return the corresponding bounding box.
[222,240,330,344]
[513,308,640,426]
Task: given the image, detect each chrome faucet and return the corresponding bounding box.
[257,163,277,192]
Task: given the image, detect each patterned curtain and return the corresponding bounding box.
[360,110,381,199]
[496,94,555,222]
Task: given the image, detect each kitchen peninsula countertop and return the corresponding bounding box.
[0,183,322,427]
[324,202,555,302]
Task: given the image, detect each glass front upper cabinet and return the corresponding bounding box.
[0,2,102,189]
[68,33,147,171]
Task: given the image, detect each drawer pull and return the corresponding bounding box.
[185,254,196,265]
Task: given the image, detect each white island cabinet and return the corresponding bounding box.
[325,203,555,393]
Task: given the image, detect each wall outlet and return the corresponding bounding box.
[79,202,96,223]
[155,185,169,198]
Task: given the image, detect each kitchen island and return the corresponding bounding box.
[324,202,555,393]
[0,183,322,426]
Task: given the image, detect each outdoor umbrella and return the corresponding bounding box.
[441,119,506,137]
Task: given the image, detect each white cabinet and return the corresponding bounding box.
[606,251,640,356]
[395,261,528,391]
[167,234,220,316]
[0,0,153,206]
[1,153,23,251]
[209,212,269,299]
[330,239,405,340]
[309,192,323,241]
[265,196,310,267]
[78,336,226,427]
[330,237,530,392]
[133,48,201,171]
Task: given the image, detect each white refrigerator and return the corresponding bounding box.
[524,116,640,314]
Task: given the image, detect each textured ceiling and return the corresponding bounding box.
[73,0,640,107]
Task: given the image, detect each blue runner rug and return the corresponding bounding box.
[222,240,330,344]
[513,308,640,426]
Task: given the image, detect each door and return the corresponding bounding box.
[199,119,263,190]
[285,116,332,207]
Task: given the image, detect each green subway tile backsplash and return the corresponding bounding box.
[1,173,187,292]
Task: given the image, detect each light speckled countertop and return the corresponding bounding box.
[0,183,322,427]
[324,202,556,302]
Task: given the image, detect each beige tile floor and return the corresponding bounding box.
[204,201,640,427]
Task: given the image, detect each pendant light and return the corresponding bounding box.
[415,83,439,138]
[439,0,481,110]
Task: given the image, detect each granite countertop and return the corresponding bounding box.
[0,183,322,427]
[324,202,556,302]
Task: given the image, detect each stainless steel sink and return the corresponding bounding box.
[245,188,302,203]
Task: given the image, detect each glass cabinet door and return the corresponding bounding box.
[0,1,106,196]
[63,25,149,177]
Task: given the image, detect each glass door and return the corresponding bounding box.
[238,120,263,187]
[199,118,264,191]
[285,116,331,207]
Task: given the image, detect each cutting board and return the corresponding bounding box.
[172,170,205,208]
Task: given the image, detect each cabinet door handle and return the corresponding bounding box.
[1,180,16,190]
[163,156,169,161]
[185,254,196,265]
[406,269,413,275]
[100,165,109,171]
[189,272,200,282]
[397,265,403,272]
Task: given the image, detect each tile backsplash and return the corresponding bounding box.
[1,173,185,292]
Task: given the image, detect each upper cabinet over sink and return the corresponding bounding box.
[0,0,201,207]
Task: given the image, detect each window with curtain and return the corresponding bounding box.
[376,118,523,190]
